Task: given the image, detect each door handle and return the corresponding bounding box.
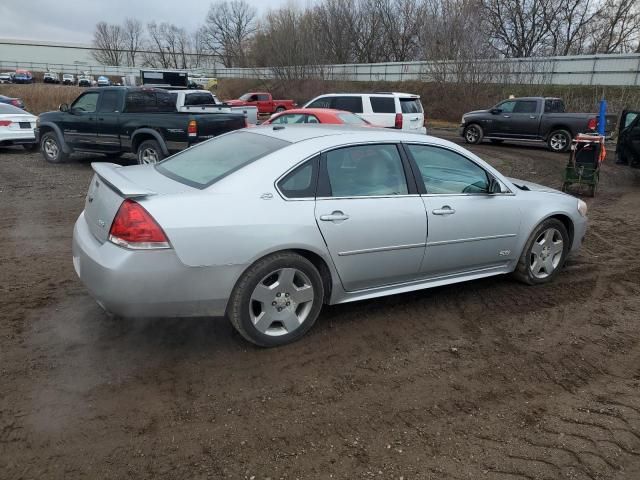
[529,115,537,119]
[320,211,349,222]
[502,114,511,118]
[432,206,456,215]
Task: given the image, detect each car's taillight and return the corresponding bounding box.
[108,199,170,250]
[394,113,403,129]
[0,120,11,127]
[587,118,597,131]
[188,120,197,137]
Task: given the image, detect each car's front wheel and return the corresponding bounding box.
[40,131,68,163]
[227,252,325,347]
[514,218,570,285]
[464,124,483,144]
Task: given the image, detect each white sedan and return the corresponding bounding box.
[0,103,38,150]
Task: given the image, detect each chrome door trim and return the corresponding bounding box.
[317,194,420,200]
[427,233,517,247]
[338,242,426,257]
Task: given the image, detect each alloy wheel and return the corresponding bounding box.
[529,227,564,279]
[140,148,159,165]
[249,268,315,337]
[44,138,59,160]
[465,126,479,143]
[549,133,568,151]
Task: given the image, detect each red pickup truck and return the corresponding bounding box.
[226,92,296,115]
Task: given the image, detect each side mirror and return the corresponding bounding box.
[59,103,69,112]
[490,108,502,115]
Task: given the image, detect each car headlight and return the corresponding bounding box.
[461,116,466,124]
[577,199,588,217]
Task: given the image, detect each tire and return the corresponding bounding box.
[490,139,504,144]
[40,131,68,163]
[463,124,483,144]
[547,129,571,153]
[513,218,570,285]
[275,106,286,113]
[227,252,325,347]
[136,139,165,165]
[23,143,39,152]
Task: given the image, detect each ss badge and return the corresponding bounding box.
[499,250,511,256]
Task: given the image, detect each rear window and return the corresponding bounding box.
[184,92,215,106]
[400,98,422,114]
[0,103,26,114]
[370,96,396,113]
[156,131,290,188]
[544,99,565,113]
[337,112,367,124]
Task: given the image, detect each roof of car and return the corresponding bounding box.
[247,124,434,144]
[313,92,420,98]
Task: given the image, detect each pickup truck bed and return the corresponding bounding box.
[460,97,616,152]
[36,86,246,164]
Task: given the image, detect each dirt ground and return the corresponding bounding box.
[1,131,640,480]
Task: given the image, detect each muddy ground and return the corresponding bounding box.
[1,131,640,480]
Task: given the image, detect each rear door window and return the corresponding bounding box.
[157,131,290,188]
[370,97,396,113]
[544,99,565,113]
[278,157,319,198]
[332,96,363,114]
[514,100,537,114]
[399,98,422,114]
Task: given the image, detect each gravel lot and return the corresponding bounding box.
[2,131,640,479]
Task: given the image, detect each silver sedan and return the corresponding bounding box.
[73,126,588,346]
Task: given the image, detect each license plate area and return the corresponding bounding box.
[19,122,31,129]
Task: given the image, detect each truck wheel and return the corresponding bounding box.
[40,131,69,163]
[548,130,571,153]
[275,106,286,113]
[137,140,165,165]
[463,124,483,144]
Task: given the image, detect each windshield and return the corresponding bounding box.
[239,93,252,101]
[156,131,290,189]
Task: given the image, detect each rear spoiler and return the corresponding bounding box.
[91,163,156,198]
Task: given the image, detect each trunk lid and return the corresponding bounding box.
[84,163,192,243]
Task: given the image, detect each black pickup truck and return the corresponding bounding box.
[459,97,615,152]
[35,86,246,164]
[616,109,640,167]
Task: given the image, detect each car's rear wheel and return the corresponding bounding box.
[227,252,324,347]
[464,124,483,144]
[547,129,571,152]
[275,106,286,113]
[40,131,68,163]
[514,218,570,285]
[136,139,165,165]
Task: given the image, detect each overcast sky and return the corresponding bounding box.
[0,0,295,44]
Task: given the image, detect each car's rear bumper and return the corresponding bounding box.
[0,130,36,145]
[72,212,241,318]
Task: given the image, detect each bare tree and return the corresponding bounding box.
[351,0,387,63]
[376,0,425,61]
[123,18,144,66]
[546,0,600,55]
[202,0,257,67]
[587,0,640,53]
[314,0,357,64]
[92,22,125,65]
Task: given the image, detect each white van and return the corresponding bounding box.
[303,92,426,134]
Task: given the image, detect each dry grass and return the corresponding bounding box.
[0,84,84,115]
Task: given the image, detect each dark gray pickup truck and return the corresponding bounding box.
[459,97,615,152]
[36,86,246,164]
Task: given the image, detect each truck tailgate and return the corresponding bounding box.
[193,113,246,141]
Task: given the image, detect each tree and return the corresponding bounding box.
[92,22,125,65]
[376,0,425,62]
[123,18,144,66]
[202,0,257,67]
[587,0,640,53]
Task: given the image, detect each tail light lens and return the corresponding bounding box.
[109,199,170,250]
[587,118,597,131]
[0,120,12,127]
[188,120,197,137]
[394,113,403,129]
